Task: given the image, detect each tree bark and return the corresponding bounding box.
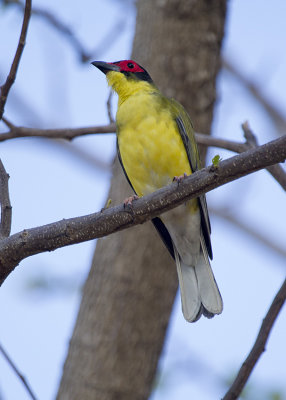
[56,1,227,399]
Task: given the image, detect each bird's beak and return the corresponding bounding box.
[91,61,120,75]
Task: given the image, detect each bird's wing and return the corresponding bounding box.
[117,137,175,260]
[169,98,213,259]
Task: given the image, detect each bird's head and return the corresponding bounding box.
[92,60,155,102]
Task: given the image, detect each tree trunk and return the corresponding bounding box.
[56,1,227,399]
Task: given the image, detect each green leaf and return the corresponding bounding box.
[212,154,222,167]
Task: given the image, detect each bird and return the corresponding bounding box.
[92,59,223,322]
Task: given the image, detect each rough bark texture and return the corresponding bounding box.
[56,1,227,399]
[1,135,286,286]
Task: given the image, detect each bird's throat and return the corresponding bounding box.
[106,71,157,105]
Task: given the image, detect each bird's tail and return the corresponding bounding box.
[175,240,223,322]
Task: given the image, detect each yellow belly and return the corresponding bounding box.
[117,94,192,197]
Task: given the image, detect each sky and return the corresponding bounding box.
[0,1,285,399]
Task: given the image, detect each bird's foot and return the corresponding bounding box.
[123,195,139,207]
[173,173,188,184]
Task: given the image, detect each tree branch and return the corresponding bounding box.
[2,119,285,190]
[199,131,285,190]
[241,121,286,190]
[28,3,90,62]
[0,120,243,150]
[195,133,248,153]
[0,342,38,400]
[223,58,286,136]
[0,119,250,149]
[0,0,32,120]
[222,278,286,400]
[0,135,285,285]
[210,207,286,260]
[0,159,12,238]
[4,0,126,63]
[0,118,116,140]
[106,90,115,123]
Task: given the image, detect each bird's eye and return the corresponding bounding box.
[127,62,134,69]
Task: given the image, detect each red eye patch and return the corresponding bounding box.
[112,60,145,73]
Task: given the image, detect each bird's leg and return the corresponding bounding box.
[173,172,188,184]
[123,195,139,207]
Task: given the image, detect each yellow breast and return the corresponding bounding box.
[117,92,192,197]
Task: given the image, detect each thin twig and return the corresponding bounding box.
[0,134,285,285]
[222,278,286,400]
[4,0,88,61]
[32,6,89,61]
[210,207,286,260]
[241,121,286,190]
[0,159,12,238]
[1,119,113,172]
[0,120,116,140]
[0,121,250,153]
[0,0,32,120]
[88,18,126,62]
[107,90,115,123]
[198,130,286,190]
[195,133,248,153]
[265,164,286,190]
[4,0,126,63]
[0,342,38,400]
[1,116,15,129]
[223,58,286,136]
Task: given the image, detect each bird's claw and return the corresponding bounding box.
[123,195,139,207]
[173,173,188,184]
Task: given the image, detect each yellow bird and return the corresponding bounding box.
[92,59,223,322]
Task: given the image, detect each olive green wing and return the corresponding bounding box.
[169,98,213,259]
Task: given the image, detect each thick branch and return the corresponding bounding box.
[0,0,32,119]
[0,159,12,238]
[0,135,285,285]
[222,278,286,400]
